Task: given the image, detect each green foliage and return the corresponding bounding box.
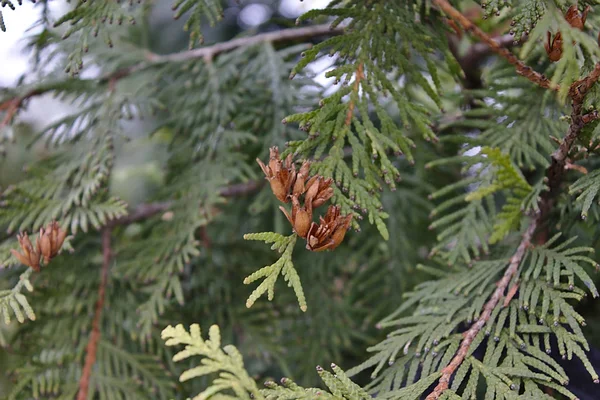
[478,0,547,39]
[162,323,263,399]
[262,363,371,400]
[427,153,495,264]
[281,0,460,239]
[0,268,34,325]
[520,4,600,100]
[465,147,533,244]
[570,169,600,219]
[3,1,600,399]
[243,233,306,312]
[454,66,567,170]
[53,0,143,75]
[0,107,128,234]
[172,0,223,49]
[162,323,369,400]
[348,233,600,397]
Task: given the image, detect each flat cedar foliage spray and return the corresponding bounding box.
[5,0,600,399]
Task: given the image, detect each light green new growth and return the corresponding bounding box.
[161,323,262,400]
[242,232,306,312]
[465,147,533,244]
[0,268,35,325]
[162,323,368,400]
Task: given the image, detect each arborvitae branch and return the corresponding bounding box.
[426,220,538,400]
[425,49,600,400]
[434,0,557,91]
[77,228,112,400]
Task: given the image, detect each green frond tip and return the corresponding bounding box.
[570,169,600,219]
[243,233,307,311]
[0,268,36,325]
[161,323,263,399]
[261,363,370,399]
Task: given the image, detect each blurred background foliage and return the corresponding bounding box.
[2,1,600,399]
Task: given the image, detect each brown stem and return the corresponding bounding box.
[77,228,111,400]
[345,63,364,126]
[426,220,538,399]
[433,0,557,91]
[539,62,600,222]
[0,89,43,128]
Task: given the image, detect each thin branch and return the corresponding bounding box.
[107,201,173,227]
[426,219,538,400]
[539,62,600,221]
[77,228,111,400]
[106,180,263,227]
[0,89,43,129]
[219,180,263,198]
[434,0,557,91]
[447,33,517,90]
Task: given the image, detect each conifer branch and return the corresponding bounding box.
[77,228,111,400]
[426,220,538,400]
[426,61,600,400]
[433,0,557,91]
[0,24,342,121]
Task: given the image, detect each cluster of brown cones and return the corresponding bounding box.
[10,221,67,272]
[545,4,593,62]
[257,147,352,252]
